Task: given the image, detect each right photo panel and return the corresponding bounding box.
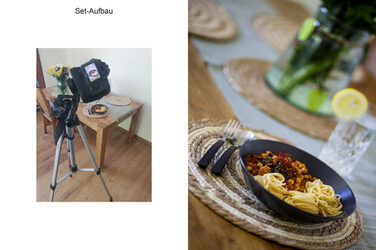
[188,0,376,249]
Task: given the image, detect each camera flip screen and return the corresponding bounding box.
[84,63,101,82]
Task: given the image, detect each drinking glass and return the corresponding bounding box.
[319,103,376,177]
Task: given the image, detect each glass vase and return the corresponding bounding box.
[265,7,369,116]
[57,79,70,95]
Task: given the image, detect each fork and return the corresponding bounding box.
[198,120,240,168]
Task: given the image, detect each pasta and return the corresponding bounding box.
[255,173,343,217]
[246,151,343,217]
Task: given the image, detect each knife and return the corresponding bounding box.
[211,130,254,175]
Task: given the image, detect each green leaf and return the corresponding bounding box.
[307,88,327,111]
[298,18,317,41]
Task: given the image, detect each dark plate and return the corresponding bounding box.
[91,104,108,114]
[239,139,356,223]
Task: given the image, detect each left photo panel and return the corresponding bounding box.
[36,48,152,202]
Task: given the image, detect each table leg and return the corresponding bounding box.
[96,127,108,168]
[128,107,142,143]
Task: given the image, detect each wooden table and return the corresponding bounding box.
[188,40,293,250]
[43,88,143,168]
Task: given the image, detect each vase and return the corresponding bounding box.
[57,80,70,95]
[265,7,369,116]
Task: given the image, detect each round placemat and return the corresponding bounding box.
[188,0,238,40]
[224,58,337,140]
[82,105,110,118]
[106,95,131,106]
[188,119,363,249]
[264,0,311,24]
[251,14,299,53]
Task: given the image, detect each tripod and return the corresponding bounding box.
[49,95,113,202]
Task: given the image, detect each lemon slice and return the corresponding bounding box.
[332,88,368,120]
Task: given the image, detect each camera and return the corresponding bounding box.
[52,59,111,144]
[68,58,111,103]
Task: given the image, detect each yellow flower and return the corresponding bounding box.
[48,65,54,72]
[56,67,63,77]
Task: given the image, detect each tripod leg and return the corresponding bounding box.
[77,124,113,201]
[49,134,64,202]
[66,127,77,173]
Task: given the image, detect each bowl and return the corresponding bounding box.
[91,104,108,114]
[239,139,356,223]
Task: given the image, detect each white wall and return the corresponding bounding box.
[38,48,152,142]
[39,48,67,88]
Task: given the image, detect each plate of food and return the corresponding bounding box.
[239,139,356,223]
[91,104,108,114]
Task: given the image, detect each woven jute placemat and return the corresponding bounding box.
[224,58,337,140]
[106,95,131,106]
[188,0,238,41]
[188,119,363,249]
[251,14,299,53]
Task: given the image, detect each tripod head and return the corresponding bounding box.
[53,94,80,126]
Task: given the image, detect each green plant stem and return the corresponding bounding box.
[278,30,344,95]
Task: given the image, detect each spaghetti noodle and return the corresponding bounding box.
[255,173,342,216]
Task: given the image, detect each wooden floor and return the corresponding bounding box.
[36,111,152,202]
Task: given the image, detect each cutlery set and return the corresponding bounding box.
[198,120,254,175]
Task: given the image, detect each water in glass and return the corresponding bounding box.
[319,109,376,176]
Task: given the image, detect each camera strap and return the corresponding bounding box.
[53,119,66,145]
